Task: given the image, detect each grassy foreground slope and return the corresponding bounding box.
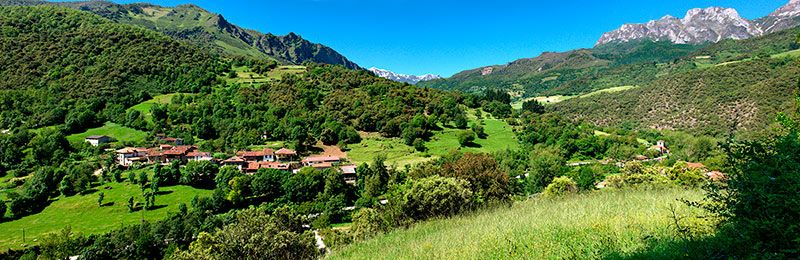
[330,189,703,259]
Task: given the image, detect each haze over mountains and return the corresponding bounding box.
[367,68,441,84]
[596,0,800,45]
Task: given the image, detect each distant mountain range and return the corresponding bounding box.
[596,0,800,45]
[368,68,441,84]
[0,0,360,69]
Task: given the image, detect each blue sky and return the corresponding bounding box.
[112,0,788,77]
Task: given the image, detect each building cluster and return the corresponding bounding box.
[115,139,357,184]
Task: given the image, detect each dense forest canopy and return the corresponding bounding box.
[0,6,226,130]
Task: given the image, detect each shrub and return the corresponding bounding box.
[400,175,474,220]
[667,161,707,187]
[457,130,475,146]
[543,176,578,197]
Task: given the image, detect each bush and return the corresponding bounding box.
[543,176,578,197]
[400,175,474,220]
[457,130,475,146]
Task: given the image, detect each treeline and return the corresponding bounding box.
[0,6,226,130]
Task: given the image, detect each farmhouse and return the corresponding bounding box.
[244,161,292,173]
[340,164,357,184]
[116,147,148,167]
[648,140,669,155]
[301,156,341,167]
[237,148,275,162]
[222,156,247,170]
[187,151,213,162]
[275,148,298,161]
[85,135,110,146]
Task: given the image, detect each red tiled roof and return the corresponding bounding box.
[116,147,148,154]
[312,162,333,169]
[706,171,726,181]
[222,156,246,163]
[247,161,291,171]
[186,152,211,157]
[275,148,297,156]
[340,165,357,174]
[302,156,340,163]
[162,145,196,155]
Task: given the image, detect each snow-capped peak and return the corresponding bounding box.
[368,67,441,84]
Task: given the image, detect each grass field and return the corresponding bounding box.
[347,111,518,167]
[330,188,705,259]
[127,93,188,124]
[227,65,306,85]
[512,86,639,108]
[66,122,148,145]
[0,168,212,251]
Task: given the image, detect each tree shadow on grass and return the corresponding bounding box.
[100,202,115,207]
[155,190,174,196]
[604,235,731,259]
[463,142,483,148]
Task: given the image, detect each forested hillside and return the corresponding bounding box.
[0,5,225,130]
[156,64,468,151]
[418,41,703,97]
[0,0,361,69]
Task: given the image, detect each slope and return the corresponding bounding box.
[0,5,224,130]
[330,188,703,259]
[0,0,360,69]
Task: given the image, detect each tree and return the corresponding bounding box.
[527,147,566,192]
[97,192,104,207]
[215,166,242,190]
[0,201,6,220]
[127,196,135,212]
[471,123,486,139]
[28,128,69,165]
[251,168,288,202]
[542,176,578,197]
[171,207,319,260]
[182,161,219,188]
[441,153,510,203]
[39,227,85,260]
[138,171,149,192]
[457,130,476,146]
[522,100,546,114]
[412,138,427,152]
[400,176,474,220]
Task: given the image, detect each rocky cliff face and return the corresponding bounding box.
[597,1,800,46]
[368,68,441,84]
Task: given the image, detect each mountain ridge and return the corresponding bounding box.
[596,1,800,45]
[368,67,441,84]
[0,0,361,69]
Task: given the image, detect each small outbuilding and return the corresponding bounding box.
[85,135,111,146]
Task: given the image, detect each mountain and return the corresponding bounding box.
[596,1,800,45]
[0,5,223,130]
[368,68,441,84]
[0,0,360,69]
[418,41,703,96]
[553,26,800,136]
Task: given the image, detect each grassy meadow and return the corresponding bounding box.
[66,122,148,145]
[511,86,639,108]
[0,167,212,251]
[330,188,705,259]
[347,111,518,167]
[127,93,189,124]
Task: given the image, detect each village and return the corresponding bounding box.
[87,134,358,185]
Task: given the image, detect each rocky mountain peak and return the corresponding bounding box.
[597,1,800,46]
[368,68,441,84]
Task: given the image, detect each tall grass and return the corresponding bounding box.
[329,188,704,259]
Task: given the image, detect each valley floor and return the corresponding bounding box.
[329,188,704,259]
